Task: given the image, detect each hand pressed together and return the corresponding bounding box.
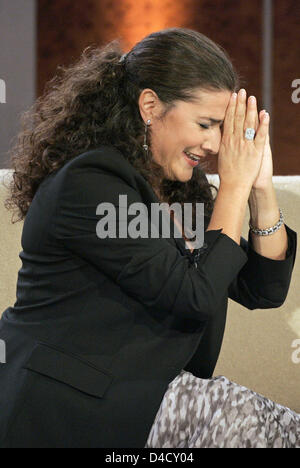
[218,88,271,191]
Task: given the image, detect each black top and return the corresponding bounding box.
[0,145,297,447]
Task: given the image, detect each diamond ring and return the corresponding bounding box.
[244,128,256,140]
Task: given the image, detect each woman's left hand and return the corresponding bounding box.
[252,110,273,190]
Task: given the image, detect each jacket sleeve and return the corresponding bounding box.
[228,224,297,309]
[51,165,248,322]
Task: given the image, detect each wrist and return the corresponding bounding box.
[249,208,283,235]
[248,183,280,229]
[250,180,274,195]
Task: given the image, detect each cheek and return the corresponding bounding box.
[177,126,200,145]
[215,127,223,143]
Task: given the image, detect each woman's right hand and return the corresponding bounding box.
[218,88,270,190]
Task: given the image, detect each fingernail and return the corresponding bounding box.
[264,112,269,121]
[232,92,237,99]
[239,88,246,97]
[249,96,256,104]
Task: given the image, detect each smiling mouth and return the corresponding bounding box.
[184,151,203,161]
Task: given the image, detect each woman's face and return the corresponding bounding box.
[139,88,232,181]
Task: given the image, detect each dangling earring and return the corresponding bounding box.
[143,119,151,155]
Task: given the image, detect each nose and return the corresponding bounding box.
[201,127,222,155]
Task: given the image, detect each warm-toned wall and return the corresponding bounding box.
[37,0,300,175]
[273,0,300,175]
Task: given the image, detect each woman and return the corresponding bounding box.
[0,27,298,448]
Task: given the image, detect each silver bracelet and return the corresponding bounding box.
[249,208,284,236]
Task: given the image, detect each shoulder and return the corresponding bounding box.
[59,145,142,188]
[41,145,156,207]
[42,145,149,198]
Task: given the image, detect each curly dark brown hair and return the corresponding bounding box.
[4,27,241,229]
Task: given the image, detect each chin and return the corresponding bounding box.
[163,165,193,182]
[164,173,191,182]
[175,171,193,183]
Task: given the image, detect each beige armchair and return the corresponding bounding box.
[1,170,299,413]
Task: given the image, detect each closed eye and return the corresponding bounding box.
[199,122,224,130]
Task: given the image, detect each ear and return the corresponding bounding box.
[138,88,164,124]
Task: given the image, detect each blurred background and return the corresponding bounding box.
[0,0,299,174]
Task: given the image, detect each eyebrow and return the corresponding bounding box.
[198,117,224,124]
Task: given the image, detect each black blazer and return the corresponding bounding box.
[0,145,297,448]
